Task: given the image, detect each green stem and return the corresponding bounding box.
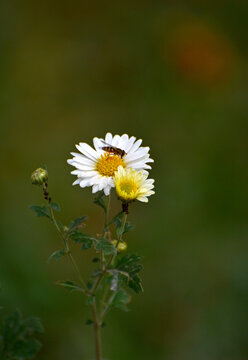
[90,212,127,297]
[101,192,111,271]
[101,291,116,319]
[91,298,102,360]
[47,201,88,295]
[105,192,111,230]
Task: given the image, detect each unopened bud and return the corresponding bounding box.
[112,240,127,251]
[31,168,48,186]
[63,226,69,233]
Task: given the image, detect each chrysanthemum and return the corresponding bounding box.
[114,166,155,203]
[67,133,154,196]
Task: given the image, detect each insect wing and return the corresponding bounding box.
[100,139,111,146]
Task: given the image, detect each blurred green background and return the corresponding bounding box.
[1,1,248,359]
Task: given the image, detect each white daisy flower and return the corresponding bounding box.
[67,132,154,196]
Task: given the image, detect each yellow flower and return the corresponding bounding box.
[112,240,127,251]
[114,166,155,203]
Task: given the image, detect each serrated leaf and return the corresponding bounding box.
[1,309,43,360]
[10,338,42,359]
[68,216,88,232]
[22,317,44,334]
[56,281,84,293]
[93,191,106,212]
[128,274,143,293]
[95,238,117,256]
[110,289,131,311]
[110,211,134,237]
[50,202,60,211]
[29,205,50,218]
[69,230,94,250]
[116,254,143,294]
[48,249,68,263]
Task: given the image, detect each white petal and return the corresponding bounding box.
[93,137,103,151]
[104,185,111,196]
[146,179,155,185]
[118,134,129,150]
[72,170,98,178]
[126,160,150,169]
[137,196,148,202]
[124,136,136,152]
[105,133,113,144]
[67,159,74,165]
[77,143,98,161]
[129,139,142,153]
[70,153,95,166]
[88,175,102,186]
[72,179,80,185]
[125,148,149,162]
[92,184,99,193]
[144,184,154,190]
[79,179,91,188]
[69,161,95,171]
[112,135,121,147]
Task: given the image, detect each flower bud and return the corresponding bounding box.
[112,240,127,251]
[31,168,48,186]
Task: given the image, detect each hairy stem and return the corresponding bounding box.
[91,192,112,360]
[91,297,102,360]
[101,192,111,271]
[45,189,88,294]
[91,212,127,297]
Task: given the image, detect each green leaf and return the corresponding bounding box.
[93,191,106,212]
[29,205,50,218]
[56,220,64,231]
[50,202,60,211]
[110,211,135,237]
[70,230,93,250]
[85,296,94,306]
[95,238,117,256]
[110,289,131,311]
[68,216,88,232]
[1,309,43,360]
[116,254,143,294]
[56,281,84,293]
[48,249,68,263]
[22,317,44,334]
[85,319,93,325]
[128,274,143,294]
[10,338,42,359]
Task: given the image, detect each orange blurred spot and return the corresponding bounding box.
[169,21,235,86]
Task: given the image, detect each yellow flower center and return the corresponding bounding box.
[96,153,125,177]
[119,181,138,195]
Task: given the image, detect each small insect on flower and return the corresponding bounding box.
[100,140,126,158]
[114,166,155,203]
[67,133,154,196]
